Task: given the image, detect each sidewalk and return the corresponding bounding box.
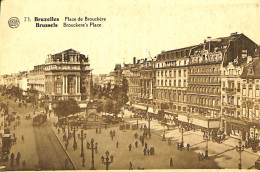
[124,109,260,169]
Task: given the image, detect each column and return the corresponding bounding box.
[63,75,65,94]
[65,75,68,94]
[75,76,78,94]
[78,76,80,94]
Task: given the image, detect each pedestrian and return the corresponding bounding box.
[23,160,26,169]
[134,132,138,139]
[150,147,153,155]
[10,153,14,166]
[96,128,98,134]
[22,135,24,142]
[17,152,21,159]
[143,148,146,156]
[87,142,90,149]
[16,156,20,166]
[141,140,144,146]
[65,142,68,150]
[149,132,151,139]
[198,153,201,161]
[13,132,15,138]
[170,157,173,168]
[187,143,190,151]
[145,142,147,149]
[99,128,101,134]
[135,141,138,148]
[129,144,132,151]
[129,162,133,170]
[168,138,171,146]
[147,149,150,155]
[201,153,205,160]
[116,141,119,148]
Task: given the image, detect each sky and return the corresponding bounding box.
[0,0,260,75]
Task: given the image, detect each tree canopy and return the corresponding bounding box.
[53,99,81,118]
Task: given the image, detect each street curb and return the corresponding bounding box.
[50,126,77,170]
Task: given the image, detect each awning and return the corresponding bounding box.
[147,107,157,114]
[178,114,220,129]
[79,103,87,108]
[132,104,147,111]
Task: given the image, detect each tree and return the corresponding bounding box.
[96,103,104,114]
[53,99,81,122]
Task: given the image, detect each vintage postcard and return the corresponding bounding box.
[0,0,260,171]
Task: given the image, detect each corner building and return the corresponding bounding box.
[44,49,91,102]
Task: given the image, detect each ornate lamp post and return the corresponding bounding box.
[78,130,86,157]
[87,138,97,170]
[203,131,209,158]
[236,139,245,169]
[101,151,113,170]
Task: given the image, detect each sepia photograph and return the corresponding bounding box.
[0,0,260,171]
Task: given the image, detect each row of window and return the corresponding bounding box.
[157,79,187,87]
[188,95,220,107]
[157,69,187,77]
[156,91,187,102]
[188,86,220,94]
[189,76,220,84]
[189,66,220,74]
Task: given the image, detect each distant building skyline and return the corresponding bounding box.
[1,0,260,75]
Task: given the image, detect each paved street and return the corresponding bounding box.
[0,95,74,170]
[1,94,260,170]
[34,120,75,170]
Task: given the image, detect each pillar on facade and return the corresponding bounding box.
[65,75,68,94]
[78,75,81,94]
[63,75,65,94]
[75,75,78,94]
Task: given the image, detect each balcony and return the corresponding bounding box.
[224,88,236,94]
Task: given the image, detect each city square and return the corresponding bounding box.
[1,0,260,171]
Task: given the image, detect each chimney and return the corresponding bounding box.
[247,56,253,64]
[133,57,136,64]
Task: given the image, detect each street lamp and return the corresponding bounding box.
[78,130,86,157]
[101,151,113,170]
[147,113,151,135]
[187,114,193,131]
[87,138,97,170]
[236,139,245,169]
[203,131,209,158]
[162,120,166,141]
[179,124,185,148]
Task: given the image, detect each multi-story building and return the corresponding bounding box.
[154,48,190,119]
[239,56,260,141]
[220,60,244,139]
[44,49,91,102]
[97,74,114,88]
[28,65,45,93]
[127,57,156,112]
